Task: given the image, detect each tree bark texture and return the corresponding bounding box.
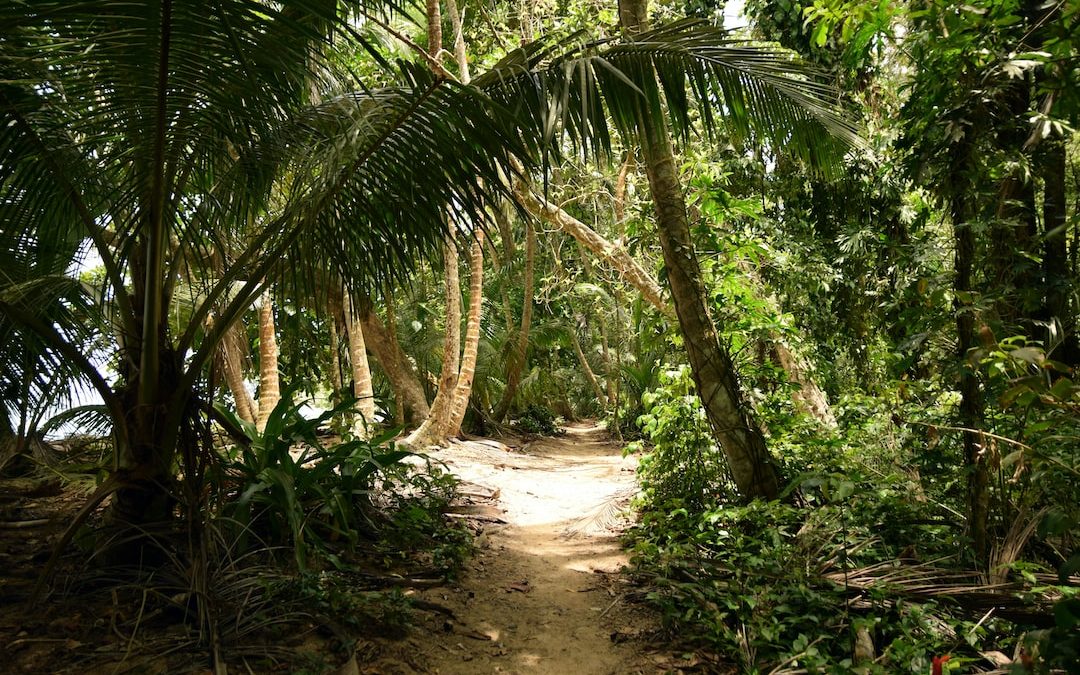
[407,242,462,446]
[619,0,780,500]
[218,320,255,424]
[255,289,281,433]
[449,232,485,435]
[1039,139,1077,366]
[572,316,608,404]
[951,143,991,566]
[445,0,470,82]
[426,0,442,58]
[327,303,344,404]
[344,294,377,437]
[357,295,430,426]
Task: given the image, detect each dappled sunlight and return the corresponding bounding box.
[408,422,651,674]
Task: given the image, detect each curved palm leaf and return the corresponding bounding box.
[473,18,861,170]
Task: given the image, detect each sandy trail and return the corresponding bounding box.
[397,422,656,674]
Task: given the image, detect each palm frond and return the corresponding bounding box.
[476,19,862,172]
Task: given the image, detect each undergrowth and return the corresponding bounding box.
[513,403,564,436]
[49,395,472,673]
[625,366,1076,673]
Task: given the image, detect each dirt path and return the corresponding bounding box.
[382,422,657,674]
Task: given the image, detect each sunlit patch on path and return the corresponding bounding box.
[378,422,657,674]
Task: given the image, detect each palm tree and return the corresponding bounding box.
[471,9,859,497]
[0,0,527,528]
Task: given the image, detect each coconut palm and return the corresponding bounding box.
[0,0,528,528]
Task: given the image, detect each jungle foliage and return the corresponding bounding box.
[1,0,1078,672]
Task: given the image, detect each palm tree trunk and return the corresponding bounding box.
[344,294,377,438]
[426,0,442,59]
[492,219,535,421]
[448,232,485,435]
[255,289,280,433]
[407,243,462,445]
[356,294,430,426]
[619,0,780,500]
[219,321,256,424]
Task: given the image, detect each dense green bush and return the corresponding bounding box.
[626,366,735,511]
[513,403,563,436]
[624,372,1057,673]
[215,396,464,572]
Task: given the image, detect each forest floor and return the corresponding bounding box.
[367,421,666,674]
[0,423,679,674]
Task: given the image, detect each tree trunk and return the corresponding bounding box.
[766,342,837,427]
[445,0,470,83]
[1040,139,1077,366]
[449,232,485,435]
[426,0,442,59]
[619,0,780,500]
[614,150,634,236]
[572,316,608,404]
[492,219,536,421]
[344,294,377,438]
[407,243,462,446]
[514,181,670,317]
[518,167,835,426]
[598,311,618,407]
[327,304,344,404]
[255,289,281,433]
[357,294,430,426]
[0,407,18,475]
[218,320,256,425]
[383,286,406,426]
[951,142,991,566]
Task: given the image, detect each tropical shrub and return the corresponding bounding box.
[513,404,563,436]
[215,396,458,571]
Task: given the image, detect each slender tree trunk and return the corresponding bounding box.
[219,321,256,424]
[344,294,377,437]
[614,150,634,237]
[445,0,469,83]
[449,232,485,435]
[327,304,344,404]
[619,0,780,500]
[766,342,836,427]
[383,286,406,425]
[255,289,281,433]
[426,0,442,60]
[407,243,463,445]
[514,182,670,317]
[1040,139,1077,366]
[951,144,991,566]
[572,316,608,404]
[357,294,430,426]
[598,311,618,407]
[492,219,536,421]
